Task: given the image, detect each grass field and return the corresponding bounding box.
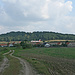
[14,47,75,75]
[0,47,75,75]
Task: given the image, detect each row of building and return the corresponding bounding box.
[31,40,75,47]
[0,43,15,47]
[0,41,21,47]
[0,40,75,47]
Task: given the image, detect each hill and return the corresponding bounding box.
[0,31,75,41]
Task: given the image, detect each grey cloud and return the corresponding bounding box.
[0,0,75,34]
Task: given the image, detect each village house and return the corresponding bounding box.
[57,42,62,45]
[0,43,14,47]
[45,43,50,47]
[8,42,18,47]
[0,44,7,47]
[49,42,57,45]
[8,43,14,47]
[67,42,75,47]
[31,40,41,45]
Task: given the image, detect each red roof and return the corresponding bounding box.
[57,42,61,45]
[66,42,69,45]
[19,41,21,43]
[0,44,7,46]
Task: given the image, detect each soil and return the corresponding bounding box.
[0,50,41,75]
[0,56,9,74]
[10,50,40,75]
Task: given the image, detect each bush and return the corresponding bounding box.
[33,44,41,47]
[20,41,33,49]
[14,44,21,48]
[22,43,32,49]
[62,43,67,47]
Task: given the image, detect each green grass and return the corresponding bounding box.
[14,47,75,59]
[26,58,50,75]
[0,48,22,75]
[0,47,10,62]
[13,47,75,75]
[0,47,18,62]
[2,50,22,75]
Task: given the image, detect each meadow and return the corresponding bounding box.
[13,47,75,75]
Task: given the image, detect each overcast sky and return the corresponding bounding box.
[0,0,75,34]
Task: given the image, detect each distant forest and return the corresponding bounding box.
[0,31,75,41]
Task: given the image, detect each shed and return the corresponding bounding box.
[45,43,50,47]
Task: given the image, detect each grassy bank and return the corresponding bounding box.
[14,47,75,75]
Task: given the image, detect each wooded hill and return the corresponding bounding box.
[0,31,75,41]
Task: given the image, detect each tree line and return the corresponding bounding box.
[0,31,75,41]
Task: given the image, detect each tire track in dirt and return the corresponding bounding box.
[0,51,10,74]
[10,50,40,75]
[0,56,9,74]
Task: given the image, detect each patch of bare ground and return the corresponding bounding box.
[0,56,9,74]
[19,53,75,75]
[11,50,41,75]
[0,50,41,75]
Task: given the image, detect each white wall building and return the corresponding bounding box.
[45,43,50,47]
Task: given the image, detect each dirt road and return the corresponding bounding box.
[9,50,40,75]
[0,56,9,74]
[0,50,40,75]
[0,50,10,74]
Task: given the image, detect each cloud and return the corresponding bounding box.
[0,0,75,34]
[0,25,8,34]
[0,25,4,30]
[2,0,16,3]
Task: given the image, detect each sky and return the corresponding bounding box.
[0,0,75,34]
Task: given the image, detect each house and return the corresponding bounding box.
[8,42,15,47]
[9,43,14,47]
[0,44,7,47]
[49,42,57,45]
[31,40,41,43]
[31,40,41,45]
[67,42,75,47]
[57,42,62,45]
[45,43,50,47]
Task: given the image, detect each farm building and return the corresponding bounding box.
[0,44,7,47]
[45,43,50,47]
[67,42,75,47]
[31,40,41,45]
[8,43,14,47]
